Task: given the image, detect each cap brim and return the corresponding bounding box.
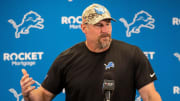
[111,18,116,22]
[93,17,116,24]
[104,17,116,22]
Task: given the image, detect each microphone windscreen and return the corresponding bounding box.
[103,79,115,91]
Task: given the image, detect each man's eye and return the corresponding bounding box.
[96,24,103,27]
[106,23,110,26]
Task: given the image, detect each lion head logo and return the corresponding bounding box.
[9,80,40,101]
[8,11,44,38]
[119,10,155,37]
[174,52,180,61]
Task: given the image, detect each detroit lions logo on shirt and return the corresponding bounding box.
[104,61,115,70]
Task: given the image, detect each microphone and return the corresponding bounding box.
[103,72,115,101]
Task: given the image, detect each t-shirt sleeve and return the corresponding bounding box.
[134,47,157,90]
[41,54,65,95]
[41,49,72,95]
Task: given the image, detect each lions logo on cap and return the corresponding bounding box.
[94,6,105,15]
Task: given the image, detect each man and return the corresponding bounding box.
[20,3,162,101]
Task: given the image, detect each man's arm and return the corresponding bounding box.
[20,69,55,101]
[138,82,162,101]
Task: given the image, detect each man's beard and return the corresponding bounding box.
[97,33,112,49]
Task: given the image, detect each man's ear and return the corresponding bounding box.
[81,24,87,34]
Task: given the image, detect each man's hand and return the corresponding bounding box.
[20,69,36,97]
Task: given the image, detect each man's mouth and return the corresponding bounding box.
[100,34,110,38]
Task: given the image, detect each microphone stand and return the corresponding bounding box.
[103,79,114,101]
[103,71,115,101]
[104,90,111,101]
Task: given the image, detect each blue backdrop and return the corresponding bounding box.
[0,0,180,101]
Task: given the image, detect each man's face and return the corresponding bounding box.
[85,19,112,49]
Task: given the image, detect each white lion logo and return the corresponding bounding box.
[9,81,40,101]
[119,10,155,37]
[174,52,180,61]
[9,88,24,101]
[8,11,44,38]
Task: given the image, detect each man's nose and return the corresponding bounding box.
[101,26,109,33]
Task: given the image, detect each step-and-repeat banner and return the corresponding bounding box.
[0,0,180,101]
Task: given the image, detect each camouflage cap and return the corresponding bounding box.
[82,3,116,24]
